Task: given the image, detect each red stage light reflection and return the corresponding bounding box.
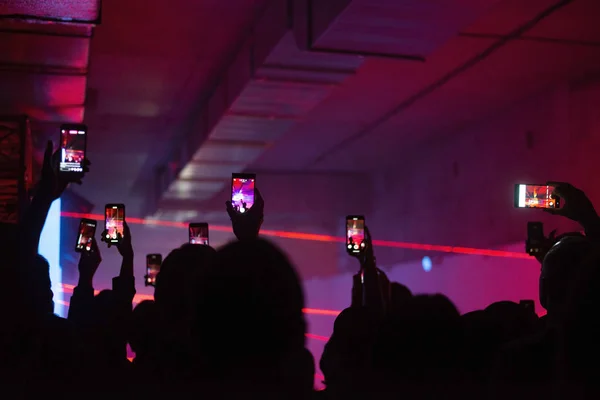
[60,212,531,259]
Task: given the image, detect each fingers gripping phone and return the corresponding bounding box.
[75,218,97,252]
[526,222,544,255]
[59,124,87,180]
[146,254,162,287]
[104,204,125,244]
[514,184,560,209]
[231,173,256,214]
[189,223,209,245]
[346,216,366,255]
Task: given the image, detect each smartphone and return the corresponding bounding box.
[75,218,97,252]
[59,124,87,178]
[231,173,256,214]
[104,204,125,244]
[514,184,560,209]
[526,222,544,255]
[346,215,366,254]
[146,254,162,287]
[189,222,209,245]
[519,299,536,314]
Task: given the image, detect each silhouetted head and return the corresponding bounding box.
[155,243,217,322]
[390,282,412,312]
[92,289,116,323]
[193,239,306,377]
[320,307,380,388]
[130,300,158,356]
[461,310,498,380]
[484,301,538,342]
[540,235,593,315]
[373,294,461,381]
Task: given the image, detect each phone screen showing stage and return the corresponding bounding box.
[515,184,559,209]
[146,255,161,286]
[189,224,209,245]
[346,216,366,254]
[59,126,86,173]
[76,219,96,252]
[105,205,125,243]
[231,175,255,214]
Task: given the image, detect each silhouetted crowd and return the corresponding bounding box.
[2,142,600,399]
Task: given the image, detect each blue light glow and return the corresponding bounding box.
[38,199,64,316]
[422,256,432,272]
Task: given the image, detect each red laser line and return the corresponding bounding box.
[60,212,531,259]
[305,333,330,342]
[303,308,341,316]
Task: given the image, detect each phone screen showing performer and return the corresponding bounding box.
[189,223,209,245]
[231,173,256,214]
[104,204,125,244]
[59,124,87,174]
[346,216,366,254]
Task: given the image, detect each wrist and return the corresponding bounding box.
[77,274,93,288]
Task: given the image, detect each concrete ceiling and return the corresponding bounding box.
[2,0,600,222]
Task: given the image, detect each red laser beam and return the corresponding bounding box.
[305,333,330,342]
[302,308,341,316]
[60,212,531,259]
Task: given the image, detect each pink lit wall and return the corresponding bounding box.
[363,77,600,311]
[369,79,600,258]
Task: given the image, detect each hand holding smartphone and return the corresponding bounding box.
[189,223,209,245]
[346,215,366,255]
[146,254,162,287]
[514,184,560,209]
[59,124,87,180]
[231,173,256,214]
[104,204,125,244]
[75,218,97,252]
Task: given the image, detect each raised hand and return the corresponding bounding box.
[544,182,600,233]
[354,225,388,313]
[79,238,102,285]
[38,140,91,200]
[357,225,376,269]
[226,188,264,241]
[116,222,133,259]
